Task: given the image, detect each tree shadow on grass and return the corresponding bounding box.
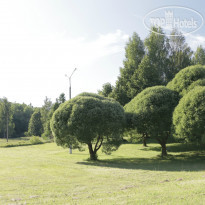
[141,143,205,153]
[77,151,205,172]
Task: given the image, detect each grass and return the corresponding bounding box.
[0,139,205,204]
[0,137,47,148]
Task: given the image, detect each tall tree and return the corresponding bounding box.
[42,93,66,138]
[11,103,33,137]
[41,97,52,128]
[192,45,205,65]
[0,98,14,141]
[130,27,169,96]
[110,32,144,105]
[166,29,193,81]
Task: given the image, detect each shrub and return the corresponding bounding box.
[173,86,205,143]
[29,136,43,145]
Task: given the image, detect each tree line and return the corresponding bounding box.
[98,27,205,106]
[0,93,66,140]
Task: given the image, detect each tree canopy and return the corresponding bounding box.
[124,86,179,156]
[166,29,192,81]
[167,65,205,96]
[193,45,205,65]
[98,82,113,97]
[110,32,144,105]
[28,110,43,136]
[51,93,125,160]
[173,86,205,143]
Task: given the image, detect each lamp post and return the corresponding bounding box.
[65,67,77,154]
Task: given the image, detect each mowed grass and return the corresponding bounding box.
[0,139,205,204]
[0,137,44,148]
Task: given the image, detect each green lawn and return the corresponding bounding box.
[0,139,205,204]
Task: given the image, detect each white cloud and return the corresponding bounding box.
[0,29,129,106]
[186,33,205,50]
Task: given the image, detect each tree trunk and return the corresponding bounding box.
[87,143,97,160]
[142,133,148,147]
[156,137,168,157]
[161,142,167,157]
[143,137,147,147]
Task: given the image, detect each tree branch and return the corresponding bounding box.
[94,136,101,153]
[96,138,103,152]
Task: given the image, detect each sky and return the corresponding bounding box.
[0,0,204,107]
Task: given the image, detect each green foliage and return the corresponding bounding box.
[173,86,205,143]
[192,45,205,65]
[99,28,193,106]
[166,29,192,81]
[130,55,163,94]
[28,110,43,136]
[109,83,131,106]
[0,98,15,139]
[128,27,169,98]
[29,136,43,145]
[41,96,53,138]
[124,86,179,156]
[110,32,144,105]
[167,65,205,96]
[187,78,205,93]
[51,92,125,160]
[98,82,113,97]
[58,93,66,104]
[41,93,66,139]
[123,129,142,143]
[11,103,33,137]
[78,92,106,100]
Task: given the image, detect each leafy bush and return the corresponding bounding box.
[167,65,205,96]
[29,136,43,145]
[173,86,205,143]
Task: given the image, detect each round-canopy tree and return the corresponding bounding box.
[167,65,205,96]
[173,86,205,143]
[124,86,179,156]
[50,93,125,160]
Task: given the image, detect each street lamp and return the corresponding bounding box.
[65,67,77,154]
